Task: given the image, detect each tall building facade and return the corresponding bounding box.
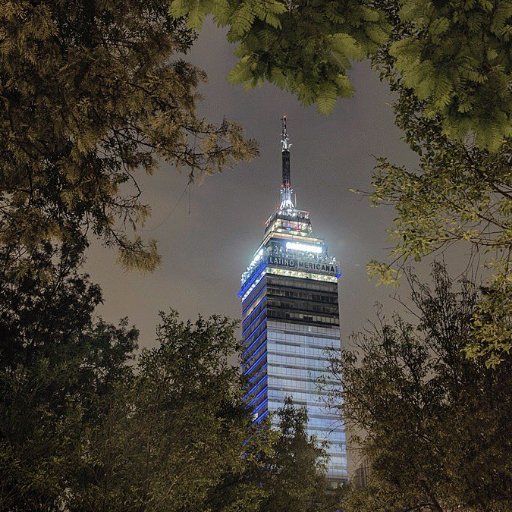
[239,118,347,482]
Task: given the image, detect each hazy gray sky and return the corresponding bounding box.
[85,21,420,348]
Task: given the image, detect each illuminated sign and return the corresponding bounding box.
[268,256,336,275]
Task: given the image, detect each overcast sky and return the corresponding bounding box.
[85,21,421,349]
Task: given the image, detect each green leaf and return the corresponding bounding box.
[316,82,338,114]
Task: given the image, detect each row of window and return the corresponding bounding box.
[267,390,329,405]
[271,412,343,432]
[267,340,336,355]
[268,309,339,326]
[267,330,340,346]
[268,349,332,364]
[268,297,339,316]
[268,320,341,337]
[268,405,342,424]
[246,331,335,366]
[302,431,346,448]
[267,274,338,292]
[267,286,338,304]
[268,328,339,339]
[267,399,332,418]
[267,408,339,428]
[267,355,330,372]
[267,367,325,391]
[266,267,338,284]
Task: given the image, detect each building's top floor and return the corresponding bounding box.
[264,207,312,240]
[240,116,340,294]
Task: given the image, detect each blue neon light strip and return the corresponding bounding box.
[247,370,267,386]
[238,261,267,298]
[243,351,267,376]
[254,410,269,424]
[243,324,266,350]
[243,361,267,379]
[242,288,265,316]
[247,386,268,408]
[242,328,267,359]
[243,342,267,373]
[252,399,268,416]
[244,377,268,403]
[241,273,267,314]
[242,308,267,337]
[244,374,268,394]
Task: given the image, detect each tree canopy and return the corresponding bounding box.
[0,0,257,270]
[327,263,512,512]
[256,398,345,512]
[367,26,512,364]
[0,241,138,511]
[70,311,265,512]
[171,0,512,151]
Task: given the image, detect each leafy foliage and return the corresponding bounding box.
[170,0,390,113]
[0,242,138,511]
[465,268,512,366]
[390,0,512,151]
[369,37,512,363]
[0,0,257,270]
[71,311,267,512]
[257,398,345,512]
[369,104,512,266]
[173,0,512,150]
[327,263,512,512]
[169,1,512,365]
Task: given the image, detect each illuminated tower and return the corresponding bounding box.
[239,117,347,482]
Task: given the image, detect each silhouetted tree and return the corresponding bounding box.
[0,242,138,511]
[327,263,512,512]
[0,0,257,270]
[257,398,345,512]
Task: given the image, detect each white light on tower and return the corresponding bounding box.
[286,241,322,254]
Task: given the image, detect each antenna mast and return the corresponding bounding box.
[280,115,295,210]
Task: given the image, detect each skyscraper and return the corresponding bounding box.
[239,117,347,482]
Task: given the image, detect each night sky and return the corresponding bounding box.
[85,21,420,349]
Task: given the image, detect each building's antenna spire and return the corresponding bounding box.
[281,115,291,187]
[280,115,295,210]
[281,115,291,151]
